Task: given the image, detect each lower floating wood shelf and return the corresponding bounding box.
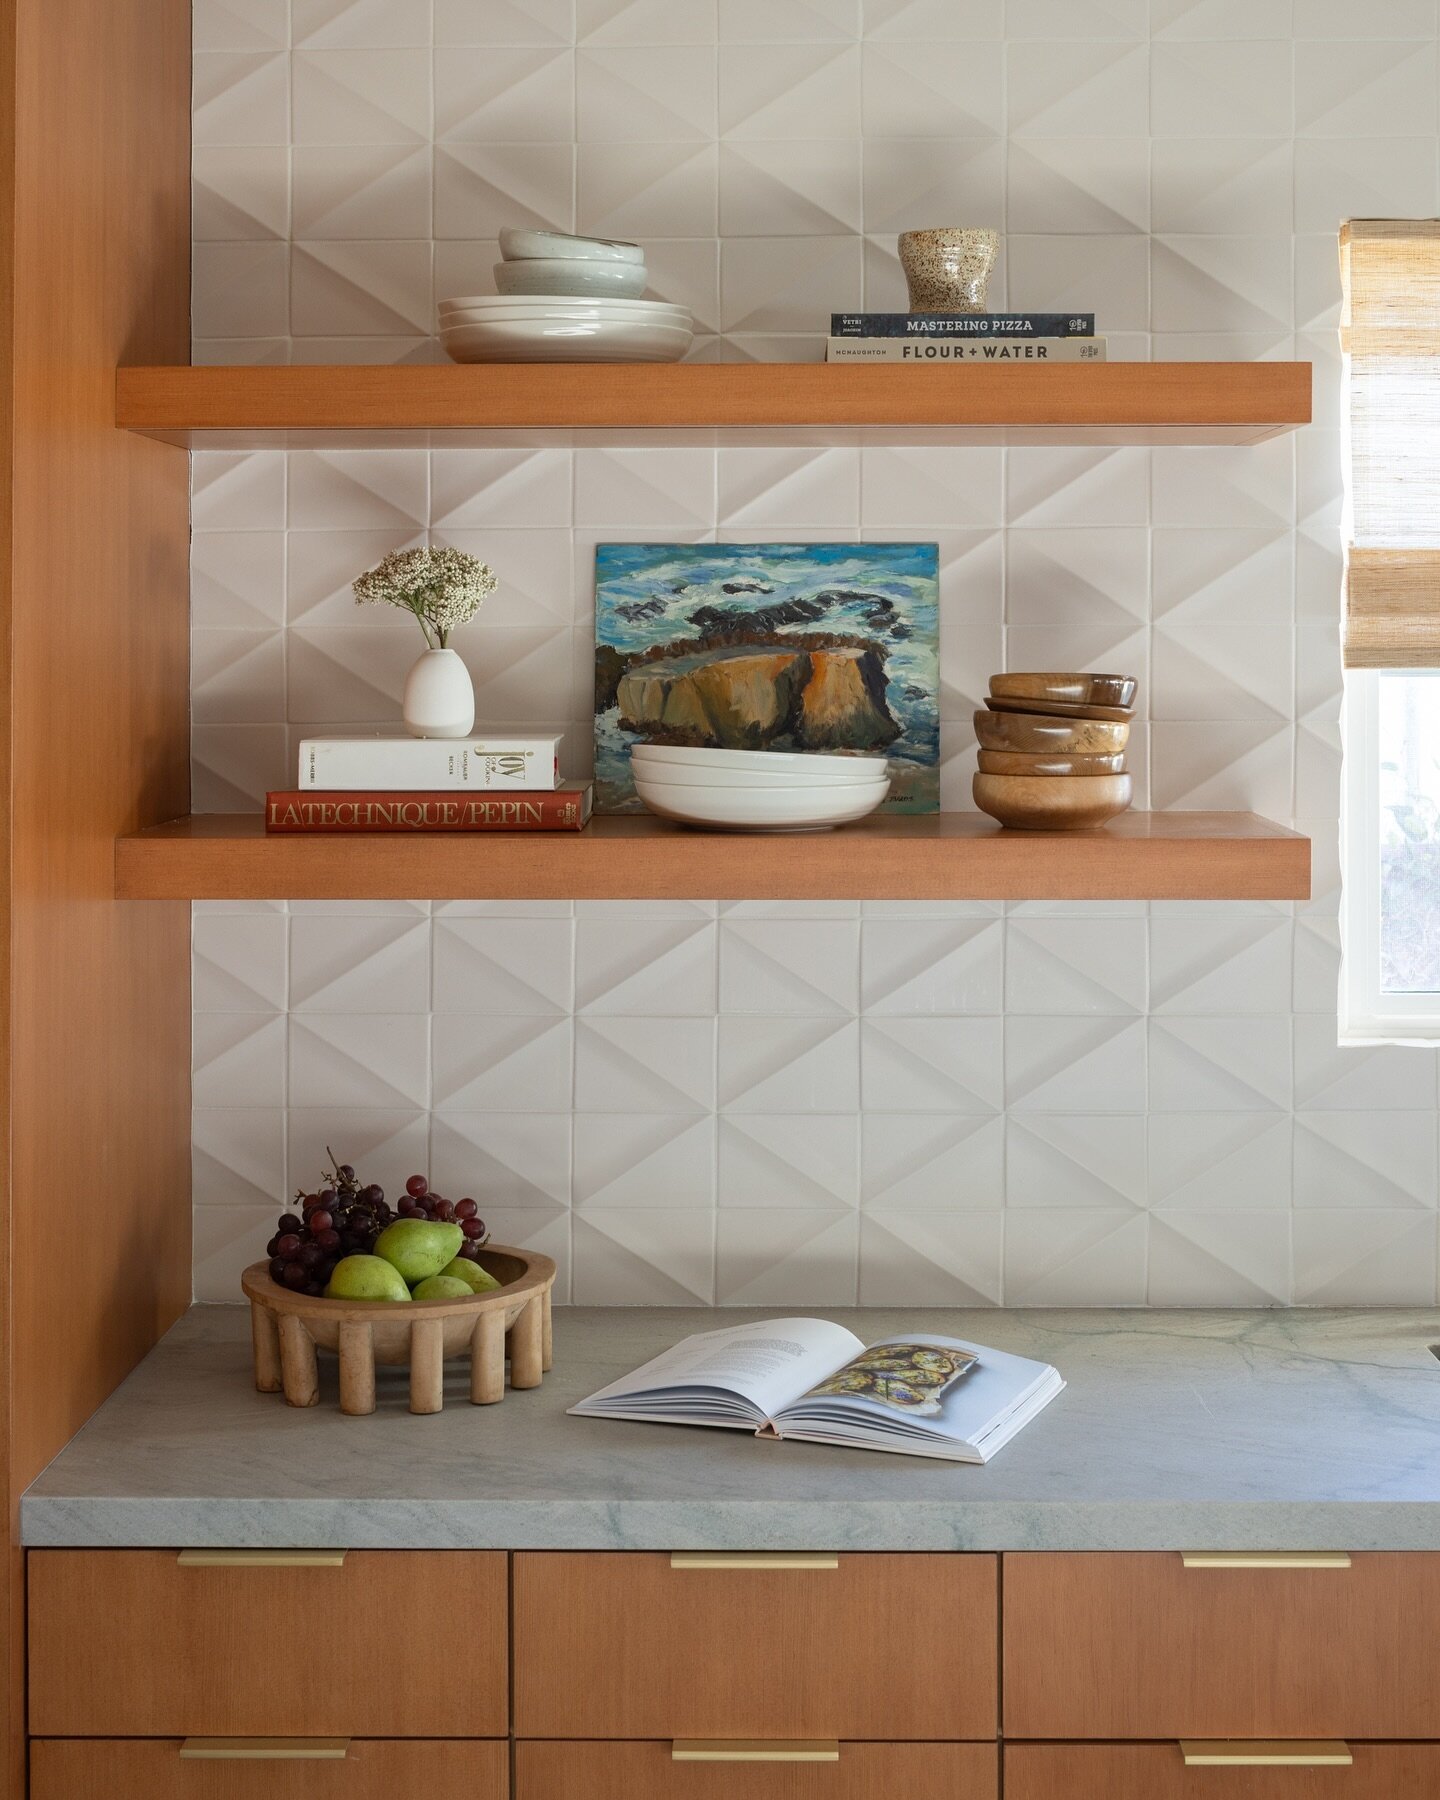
[115,813,1310,903]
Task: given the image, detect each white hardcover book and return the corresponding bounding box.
[571,1319,1064,1465]
[826,335,1106,363]
[298,734,563,791]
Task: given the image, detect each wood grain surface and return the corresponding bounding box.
[2,1,191,1794]
[29,1551,508,1738]
[518,1741,997,1800]
[114,362,1313,448]
[31,1739,507,1800]
[1006,1744,1440,1800]
[115,812,1312,902]
[1004,1552,1440,1740]
[514,1552,997,1740]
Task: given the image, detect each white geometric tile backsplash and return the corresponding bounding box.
[191,0,1440,1304]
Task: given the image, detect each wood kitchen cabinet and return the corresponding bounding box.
[28,1551,508,1739]
[1003,1552,1440,1741]
[30,1740,507,1800]
[513,1551,997,1740]
[517,1742,998,1800]
[1005,1744,1440,1800]
[26,1547,1440,1800]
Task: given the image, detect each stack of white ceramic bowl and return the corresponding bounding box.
[631,746,891,832]
[439,228,693,364]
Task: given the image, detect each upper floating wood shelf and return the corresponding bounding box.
[116,813,1310,903]
[116,362,1312,449]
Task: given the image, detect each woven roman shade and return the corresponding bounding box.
[1341,219,1440,668]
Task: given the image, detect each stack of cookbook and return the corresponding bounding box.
[826,310,1104,364]
[265,734,592,833]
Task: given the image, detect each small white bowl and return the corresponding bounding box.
[441,307,688,331]
[499,227,644,266]
[494,258,648,300]
[634,774,890,832]
[631,745,889,780]
[441,295,686,321]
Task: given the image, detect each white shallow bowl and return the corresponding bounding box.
[441,295,687,322]
[634,774,890,832]
[629,759,889,791]
[443,318,692,364]
[632,744,889,780]
[441,309,688,334]
[494,258,647,299]
[499,227,644,266]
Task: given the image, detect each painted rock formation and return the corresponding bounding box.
[617,645,899,752]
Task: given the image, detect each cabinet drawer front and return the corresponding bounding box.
[1006,1744,1440,1800]
[514,1552,997,1739]
[31,1739,506,1800]
[518,1741,996,1800]
[28,1551,507,1738]
[1004,1552,1440,1740]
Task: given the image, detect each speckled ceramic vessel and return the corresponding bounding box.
[899,227,999,314]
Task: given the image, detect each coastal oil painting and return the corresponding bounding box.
[594,542,939,814]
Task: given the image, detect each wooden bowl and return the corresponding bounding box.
[974,709,1130,755]
[973,771,1132,831]
[985,693,1134,722]
[241,1244,557,1416]
[989,672,1136,710]
[977,748,1126,777]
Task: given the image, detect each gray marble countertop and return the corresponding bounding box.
[21,1304,1440,1551]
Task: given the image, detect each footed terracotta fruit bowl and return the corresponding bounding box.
[242,1245,556,1417]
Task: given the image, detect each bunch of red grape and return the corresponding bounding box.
[398,1174,489,1263]
[265,1151,396,1295]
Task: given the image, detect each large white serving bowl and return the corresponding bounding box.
[499,226,644,266]
[631,744,890,781]
[633,774,890,832]
[440,296,687,324]
[629,760,889,791]
[442,318,692,364]
[494,258,647,299]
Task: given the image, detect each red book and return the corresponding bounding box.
[265,787,593,833]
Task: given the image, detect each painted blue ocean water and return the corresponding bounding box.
[594,542,939,815]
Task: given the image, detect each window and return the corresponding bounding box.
[1343,670,1440,1038]
[1339,222,1440,1043]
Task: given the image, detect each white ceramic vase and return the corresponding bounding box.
[403,647,475,739]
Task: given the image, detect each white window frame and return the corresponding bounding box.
[1340,667,1440,1044]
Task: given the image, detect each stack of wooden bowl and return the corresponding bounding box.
[973,673,1135,829]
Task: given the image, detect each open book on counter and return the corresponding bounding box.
[570,1318,1063,1464]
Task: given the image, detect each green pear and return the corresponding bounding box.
[411,1274,476,1302]
[440,1257,503,1295]
[325,1254,411,1302]
[373,1218,463,1284]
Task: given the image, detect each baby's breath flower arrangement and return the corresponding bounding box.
[353,547,497,649]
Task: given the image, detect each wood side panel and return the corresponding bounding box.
[115,812,1312,903]
[518,1742,998,1800]
[8,0,191,1470]
[0,2,15,1790]
[1006,1744,1440,1800]
[1003,1552,1440,1740]
[113,362,1314,441]
[32,1739,508,1800]
[3,4,190,1796]
[28,1551,509,1738]
[514,1552,997,1740]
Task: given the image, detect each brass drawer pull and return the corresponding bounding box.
[673,1742,840,1763]
[1181,1742,1352,1768]
[180,1739,350,1760]
[176,1549,348,1568]
[669,1552,838,1570]
[1181,1552,1351,1570]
